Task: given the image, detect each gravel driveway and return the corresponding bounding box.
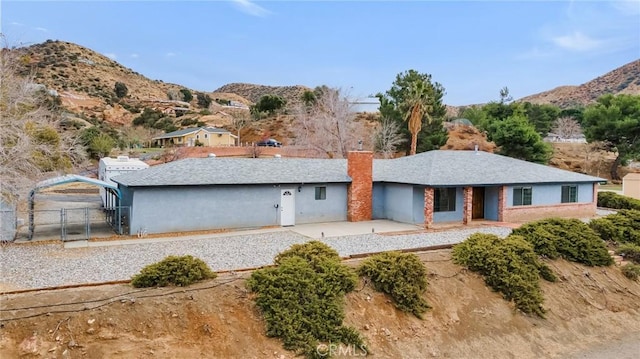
[0,227,512,289]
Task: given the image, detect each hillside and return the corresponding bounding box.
[2,250,639,358]
[519,59,640,108]
[214,82,311,109]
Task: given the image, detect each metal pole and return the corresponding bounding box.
[60,209,65,241]
[85,207,90,240]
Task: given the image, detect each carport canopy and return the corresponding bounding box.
[28,174,121,239]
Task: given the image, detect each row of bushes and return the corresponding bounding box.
[597,191,640,211]
[453,217,615,317]
[131,242,431,358]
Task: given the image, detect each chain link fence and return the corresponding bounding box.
[10,206,130,242]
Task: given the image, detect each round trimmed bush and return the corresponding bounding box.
[131,255,216,288]
[453,233,555,317]
[597,191,640,210]
[358,251,429,318]
[512,218,613,266]
[247,242,362,358]
[590,210,640,246]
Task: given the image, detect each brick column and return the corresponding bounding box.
[424,187,434,229]
[347,151,373,222]
[463,186,473,225]
[498,185,507,222]
[593,182,599,206]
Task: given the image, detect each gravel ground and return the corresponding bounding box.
[0,226,512,289]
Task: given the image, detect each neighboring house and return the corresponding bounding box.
[111,150,604,235]
[623,173,640,199]
[153,127,237,147]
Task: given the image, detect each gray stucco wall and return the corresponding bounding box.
[433,187,464,223]
[295,183,347,224]
[383,183,415,224]
[506,183,594,207]
[483,186,500,221]
[372,183,386,219]
[412,186,425,224]
[125,183,347,234]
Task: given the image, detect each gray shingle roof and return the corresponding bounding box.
[112,157,350,186]
[374,150,605,186]
[112,150,605,188]
[152,127,231,140]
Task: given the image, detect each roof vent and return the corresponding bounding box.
[208,153,216,158]
[274,154,282,158]
[474,144,479,154]
[116,155,129,161]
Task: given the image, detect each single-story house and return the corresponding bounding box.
[111,150,604,235]
[153,127,237,147]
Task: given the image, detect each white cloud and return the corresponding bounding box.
[130,53,139,58]
[612,0,640,15]
[551,31,603,52]
[231,0,271,17]
[105,53,117,60]
[10,21,24,26]
[34,27,48,32]
[516,47,555,60]
[165,52,176,57]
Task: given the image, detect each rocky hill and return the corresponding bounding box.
[214,82,311,109]
[519,59,640,108]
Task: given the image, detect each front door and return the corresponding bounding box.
[280,189,295,226]
[472,187,485,219]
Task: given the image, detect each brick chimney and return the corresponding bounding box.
[347,151,373,222]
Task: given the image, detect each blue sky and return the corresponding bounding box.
[2,0,639,105]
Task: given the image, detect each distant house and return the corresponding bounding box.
[543,132,587,143]
[152,127,237,147]
[112,150,604,235]
[623,173,640,199]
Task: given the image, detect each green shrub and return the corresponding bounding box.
[358,251,429,318]
[597,191,640,210]
[621,263,640,281]
[131,255,216,288]
[616,244,640,264]
[512,218,613,266]
[275,240,341,268]
[452,233,555,317]
[247,242,362,358]
[589,210,640,246]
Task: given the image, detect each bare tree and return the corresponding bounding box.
[230,112,250,146]
[552,116,583,140]
[0,46,86,205]
[373,117,405,158]
[291,87,364,158]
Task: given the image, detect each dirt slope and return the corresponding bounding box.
[520,59,640,108]
[2,250,639,358]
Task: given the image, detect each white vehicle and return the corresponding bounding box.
[98,156,149,208]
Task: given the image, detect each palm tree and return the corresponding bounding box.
[404,81,431,155]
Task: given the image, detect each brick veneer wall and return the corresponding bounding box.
[463,187,472,224]
[502,183,598,223]
[424,187,434,228]
[502,202,596,222]
[347,151,373,222]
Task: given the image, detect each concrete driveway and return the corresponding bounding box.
[288,220,423,238]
